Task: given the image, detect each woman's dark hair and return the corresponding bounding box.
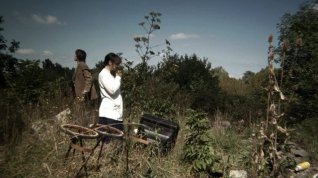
[75,49,87,62]
[104,53,122,66]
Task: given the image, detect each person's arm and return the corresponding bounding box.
[83,69,93,94]
[99,72,121,95]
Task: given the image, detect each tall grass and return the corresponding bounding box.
[1,91,256,178]
[0,98,192,178]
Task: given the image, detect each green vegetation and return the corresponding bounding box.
[277,0,318,122]
[183,110,219,173]
[1,1,318,177]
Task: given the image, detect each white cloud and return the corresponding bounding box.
[169,33,199,40]
[32,14,65,25]
[43,50,53,56]
[16,48,36,55]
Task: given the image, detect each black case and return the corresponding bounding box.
[138,114,180,153]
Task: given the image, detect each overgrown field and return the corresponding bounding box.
[1,1,318,177]
[1,101,257,178]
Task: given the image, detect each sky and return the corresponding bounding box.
[0,0,308,78]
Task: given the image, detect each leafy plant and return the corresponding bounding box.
[183,109,220,174]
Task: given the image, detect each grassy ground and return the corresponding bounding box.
[292,117,318,161]
[0,104,258,178]
[1,114,192,178]
[2,102,316,178]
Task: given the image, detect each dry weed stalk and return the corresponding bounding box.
[254,34,289,177]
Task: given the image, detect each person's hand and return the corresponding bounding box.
[82,90,88,95]
[80,90,89,101]
[116,70,123,77]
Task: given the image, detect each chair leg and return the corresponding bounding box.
[64,138,78,163]
[96,139,105,167]
[75,138,102,177]
[79,139,88,177]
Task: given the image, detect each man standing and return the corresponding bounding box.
[72,49,97,125]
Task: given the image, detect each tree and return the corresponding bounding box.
[0,16,20,53]
[42,58,55,70]
[212,66,229,79]
[277,1,318,121]
[242,71,255,84]
[0,16,7,51]
[158,54,220,114]
[0,16,20,88]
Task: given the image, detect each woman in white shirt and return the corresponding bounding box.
[98,53,123,142]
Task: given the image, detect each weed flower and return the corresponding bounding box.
[268,34,273,43]
[268,51,274,60]
[282,39,289,51]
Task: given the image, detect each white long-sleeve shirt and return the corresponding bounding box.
[98,68,123,121]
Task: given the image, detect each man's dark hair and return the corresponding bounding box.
[104,53,122,66]
[75,49,87,62]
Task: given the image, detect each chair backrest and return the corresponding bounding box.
[138,114,179,153]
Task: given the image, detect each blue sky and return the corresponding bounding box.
[0,0,308,78]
